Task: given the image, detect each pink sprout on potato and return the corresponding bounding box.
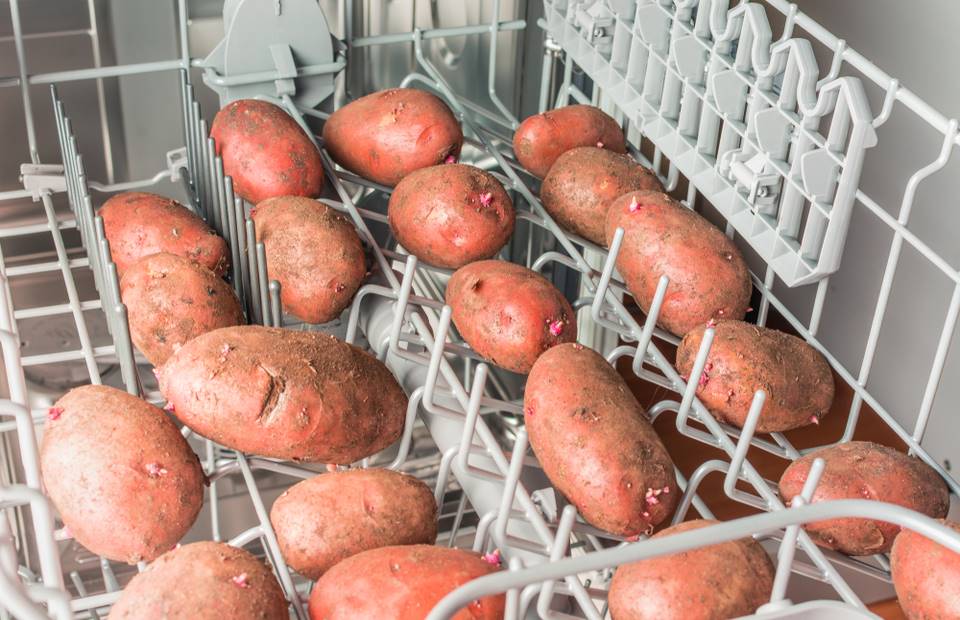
[47,406,64,421]
[444,154,457,164]
[628,196,641,213]
[231,573,249,588]
[478,192,493,208]
[163,402,175,413]
[145,463,168,477]
[548,320,564,336]
[481,549,501,566]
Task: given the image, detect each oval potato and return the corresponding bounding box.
[676,320,834,433]
[323,88,463,186]
[891,520,960,620]
[121,252,245,366]
[40,385,204,563]
[388,164,515,268]
[446,260,576,374]
[308,545,504,620]
[778,441,950,555]
[513,104,626,178]
[541,146,661,245]
[211,99,323,204]
[157,326,407,463]
[99,191,228,277]
[253,196,366,324]
[524,343,677,535]
[605,191,752,337]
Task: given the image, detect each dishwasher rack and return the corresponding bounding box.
[1,1,960,619]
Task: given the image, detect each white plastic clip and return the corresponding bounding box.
[166,147,188,182]
[19,164,66,200]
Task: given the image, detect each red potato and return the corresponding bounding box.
[323,88,463,186]
[308,545,505,620]
[605,191,752,337]
[211,99,323,204]
[676,320,835,433]
[445,260,576,374]
[778,441,950,555]
[608,519,775,620]
[107,542,288,620]
[40,385,203,564]
[540,146,662,246]
[513,104,626,178]
[270,469,438,579]
[99,191,228,277]
[158,326,407,463]
[891,520,960,620]
[388,164,515,268]
[253,196,365,324]
[121,252,245,366]
[524,343,677,536]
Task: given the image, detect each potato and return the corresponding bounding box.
[513,104,626,178]
[388,164,515,268]
[524,343,677,536]
[107,542,288,619]
[608,519,775,620]
[308,545,504,620]
[211,99,323,204]
[605,191,752,337]
[323,88,463,186]
[778,441,949,555]
[675,320,834,433]
[540,146,661,245]
[157,325,406,463]
[121,252,245,366]
[445,260,576,373]
[99,191,228,277]
[253,196,365,324]
[270,468,437,580]
[40,385,203,564]
[891,520,960,620]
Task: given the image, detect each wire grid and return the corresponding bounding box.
[0,0,959,619]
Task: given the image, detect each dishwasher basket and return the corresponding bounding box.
[1,0,959,618]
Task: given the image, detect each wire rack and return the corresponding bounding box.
[1,0,959,619]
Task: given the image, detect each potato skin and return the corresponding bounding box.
[99,191,228,277]
[388,164,515,268]
[253,196,365,324]
[513,105,626,178]
[676,320,834,433]
[121,253,245,366]
[308,545,504,620]
[524,343,677,535]
[107,541,288,620]
[608,520,775,620]
[157,326,407,463]
[778,441,949,555]
[541,147,662,245]
[446,260,576,373]
[211,99,323,204]
[891,520,960,620]
[323,88,463,186]
[40,385,203,564]
[270,469,438,580]
[605,191,752,337]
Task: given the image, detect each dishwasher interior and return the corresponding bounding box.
[1,0,959,618]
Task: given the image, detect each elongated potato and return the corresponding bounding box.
[100,191,228,277]
[157,326,406,463]
[253,196,366,324]
[778,441,949,555]
[605,191,752,336]
[108,542,288,620]
[308,545,504,620]
[513,104,626,178]
[541,147,661,245]
[446,260,576,374]
[211,99,323,204]
[270,469,437,579]
[323,88,463,186]
[608,519,775,620]
[121,252,245,366]
[891,520,960,620]
[388,164,515,268]
[524,343,677,535]
[40,385,203,564]
[676,320,834,433]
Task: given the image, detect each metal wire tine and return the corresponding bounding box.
[503,557,523,620]
[256,242,270,327]
[178,70,195,190]
[455,364,490,475]
[493,428,529,553]
[245,218,262,324]
[422,306,462,418]
[214,153,228,236]
[434,446,458,507]
[388,255,419,355]
[227,526,262,549]
[236,198,252,315]
[223,177,243,299]
[206,135,220,231]
[385,388,423,470]
[675,326,715,429]
[631,274,670,377]
[268,280,282,327]
[723,390,768,501]
[590,226,632,334]
[113,303,139,396]
[768,458,826,604]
